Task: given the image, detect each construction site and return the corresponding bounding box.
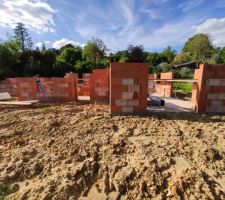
[0,63,225,199]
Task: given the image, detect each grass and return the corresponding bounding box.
[173,82,193,99]
[173,82,193,94]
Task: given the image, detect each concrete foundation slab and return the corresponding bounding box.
[148,94,195,113]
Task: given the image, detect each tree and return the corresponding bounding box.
[57,47,82,65]
[14,23,33,51]
[161,46,176,63]
[83,38,107,64]
[74,60,95,73]
[0,43,14,79]
[54,47,82,76]
[0,40,21,79]
[41,43,46,52]
[60,43,76,52]
[161,63,170,72]
[127,45,144,62]
[183,33,214,63]
[209,47,225,64]
[20,50,57,77]
[110,50,129,63]
[173,52,191,65]
[146,52,162,66]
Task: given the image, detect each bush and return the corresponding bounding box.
[176,67,194,79]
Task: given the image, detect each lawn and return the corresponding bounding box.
[173,82,193,98]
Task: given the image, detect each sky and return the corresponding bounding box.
[0,0,225,52]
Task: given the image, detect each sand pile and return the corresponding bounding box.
[0,103,224,200]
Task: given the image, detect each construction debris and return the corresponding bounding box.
[0,92,11,101]
[0,100,38,105]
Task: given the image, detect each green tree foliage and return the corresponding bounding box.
[183,33,214,63]
[161,63,170,72]
[173,52,191,65]
[59,43,76,52]
[54,46,82,75]
[1,32,225,81]
[127,45,144,62]
[13,23,33,51]
[161,46,176,63]
[209,47,225,64]
[57,47,82,66]
[177,68,194,79]
[20,50,57,77]
[146,52,162,66]
[83,38,107,64]
[74,60,95,73]
[110,50,129,63]
[0,40,21,79]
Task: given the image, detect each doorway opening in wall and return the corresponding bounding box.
[147,77,197,113]
[77,73,91,101]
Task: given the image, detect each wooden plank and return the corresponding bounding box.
[148,79,197,83]
[0,100,38,105]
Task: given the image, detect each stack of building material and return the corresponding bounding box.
[0,92,12,101]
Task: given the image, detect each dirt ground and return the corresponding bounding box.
[0,103,224,200]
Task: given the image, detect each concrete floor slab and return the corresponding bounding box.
[148,94,195,113]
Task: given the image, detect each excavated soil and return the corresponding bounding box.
[0,103,225,200]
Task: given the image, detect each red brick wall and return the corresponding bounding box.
[16,73,77,102]
[90,69,110,102]
[193,64,225,113]
[148,73,157,94]
[0,78,17,96]
[110,63,148,114]
[155,72,174,97]
[77,73,91,96]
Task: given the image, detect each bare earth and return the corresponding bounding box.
[0,103,224,200]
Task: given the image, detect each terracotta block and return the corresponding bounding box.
[211,100,223,106]
[127,100,139,107]
[127,85,140,92]
[122,107,134,113]
[122,78,134,85]
[115,99,127,106]
[208,79,225,86]
[122,92,133,100]
[218,93,225,100]
[207,93,218,100]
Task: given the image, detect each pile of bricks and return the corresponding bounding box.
[193,64,225,113]
[0,78,17,96]
[77,73,91,96]
[90,69,110,102]
[110,63,148,114]
[155,72,174,97]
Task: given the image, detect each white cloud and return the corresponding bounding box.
[75,6,196,51]
[52,38,85,49]
[36,40,51,48]
[196,18,225,46]
[179,0,204,12]
[72,0,200,51]
[0,0,56,32]
[36,42,42,48]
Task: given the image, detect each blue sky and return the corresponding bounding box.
[0,0,225,52]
